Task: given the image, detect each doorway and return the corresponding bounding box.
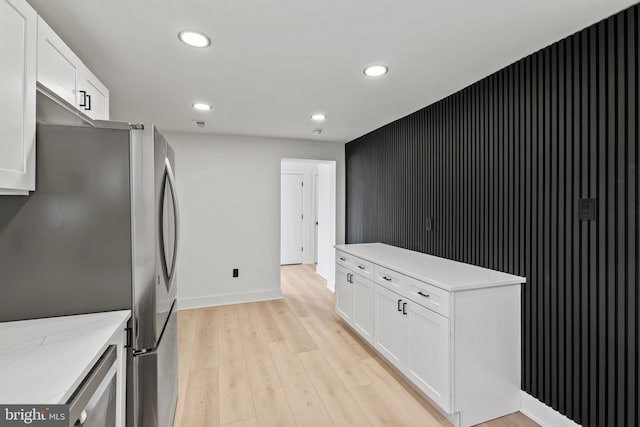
[280,159,336,289]
[280,173,303,265]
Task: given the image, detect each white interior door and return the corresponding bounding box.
[312,173,319,263]
[281,173,303,265]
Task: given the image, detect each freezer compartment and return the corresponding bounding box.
[131,303,178,427]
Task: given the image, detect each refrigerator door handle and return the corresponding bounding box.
[164,158,180,286]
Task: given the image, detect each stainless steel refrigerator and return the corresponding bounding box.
[0,91,179,427]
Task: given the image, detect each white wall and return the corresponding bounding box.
[165,131,345,310]
[316,163,336,291]
[281,160,319,264]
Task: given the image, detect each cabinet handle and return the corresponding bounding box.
[85,94,92,111]
[339,257,346,261]
[417,291,430,298]
[357,265,365,270]
[397,299,402,311]
[402,302,407,315]
[382,276,392,281]
[346,273,351,283]
[79,90,87,107]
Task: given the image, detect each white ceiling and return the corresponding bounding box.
[27,0,638,143]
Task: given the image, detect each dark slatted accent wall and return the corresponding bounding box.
[345,5,639,427]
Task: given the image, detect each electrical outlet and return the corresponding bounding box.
[233,268,239,278]
[578,198,596,221]
[426,217,433,232]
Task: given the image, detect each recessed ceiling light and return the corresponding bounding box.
[193,103,212,111]
[178,31,211,48]
[363,65,388,77]
[311,113,327,121]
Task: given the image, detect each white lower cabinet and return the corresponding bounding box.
[335,264,353,323]
[336,263,374,345]
[373,285,451,411]
[407,300,451,412]
[335,244,525,427]
[373,285,408,368]
[351,273,374,344]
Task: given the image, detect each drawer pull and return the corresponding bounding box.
[402,302,407,315]
[339,257,346,261]
[78,90,87,107]
[357,265,365,270]
[397,299,402,311]
[417,291,430,298]
[382,276,392,281]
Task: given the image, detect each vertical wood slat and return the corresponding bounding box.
[344,5,639,427]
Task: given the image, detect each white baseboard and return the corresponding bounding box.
[177,289,282,310]
[521,392,581,427]
[326,278,335,293]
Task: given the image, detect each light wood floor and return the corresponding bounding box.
[173,264,539,427]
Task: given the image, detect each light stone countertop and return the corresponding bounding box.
[335,243,526,291]
[0,310,130,404]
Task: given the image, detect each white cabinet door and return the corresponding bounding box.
[407,301,451,412]
[0,0,36,194]
[374,285,408,370]
[77,66,109,120]
[335,264,353,323]
[352,274,374,344]
[36,16,82,107]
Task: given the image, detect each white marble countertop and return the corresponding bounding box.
[335,243,526,291]
[0,310,130,404]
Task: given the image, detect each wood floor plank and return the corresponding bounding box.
[177,309,198,400]
[297,350,372,427]
[218,304,239,330]
[268,340,334,427]
[360,357,446,426]
[180,368,220,427]
[253,387,296,427]
[475,413,540,427]
[219,326,255,424]
[238,314,281,392]
[234,302,253,320]
[350,383,413,427]
[299,315,372,388]
[267,299,318,353]
[253,301,285,342]
[190,308,219,371]
[222,419,258,427]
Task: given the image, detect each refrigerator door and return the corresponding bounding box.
[132,303,178,427]
[130,125,158,351]
[131,124,179,351]
[154,128,179,339]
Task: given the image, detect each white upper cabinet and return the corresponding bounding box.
[77,66,109,120]
[0,0,37,194]
[36,16,81,107]
[36,16,109,120]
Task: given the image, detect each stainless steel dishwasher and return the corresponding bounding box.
[67,346,118,427]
